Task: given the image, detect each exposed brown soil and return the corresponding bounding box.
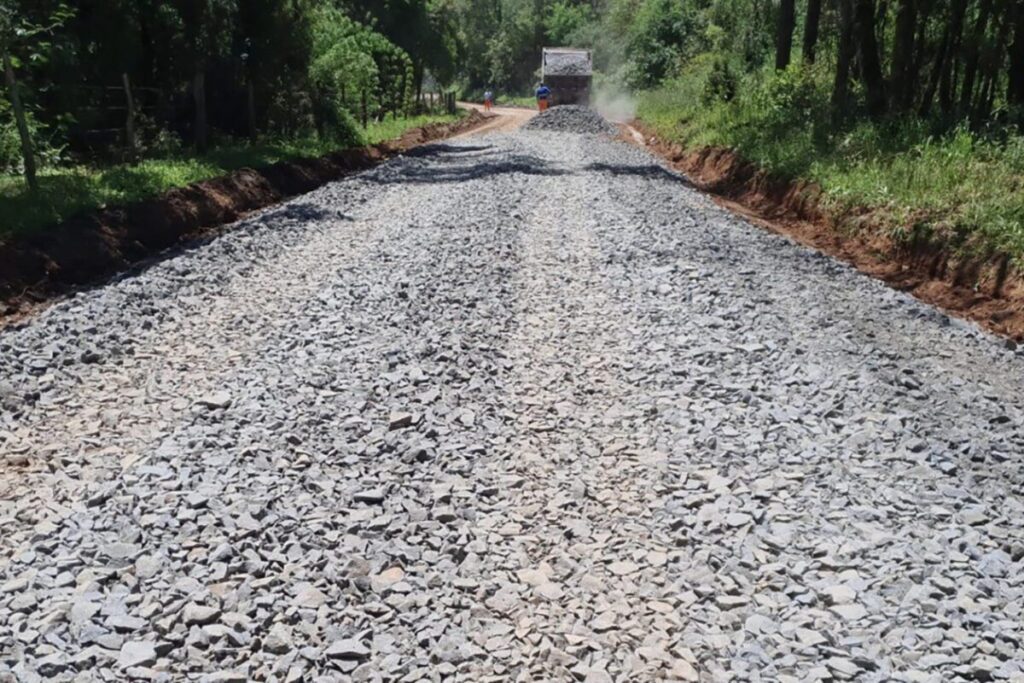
[630,123,1024,343]
[0,111,489,321]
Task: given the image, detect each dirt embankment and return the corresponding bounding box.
[0,112,488,319]
[631,124,1024,342]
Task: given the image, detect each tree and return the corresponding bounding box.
[1009,0,1024,108]
[959,0,995,117]
[938,0,968,116]
[889,0,916,111]
[802,0,822,63]
[832,0,856,122]
[0,0,71,191]
[854,0,886,117]
[175,0,238,152]
[775,0,795,69]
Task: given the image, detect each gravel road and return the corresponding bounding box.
[2,126,1024,682]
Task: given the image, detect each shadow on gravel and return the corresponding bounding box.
[264,202,349,225]
[368,150,570,185]
[404,143,495,157]
[584,162,693,186]
[6,201,357,324]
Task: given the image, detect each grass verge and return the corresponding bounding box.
[637,62,1024,261]
[0,113,462,239]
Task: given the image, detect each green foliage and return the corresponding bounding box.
[544,1,595,46]
[638,68,1024,261]
[702,57,737,105]
[0,97,22,171]
[624,0,697,88]
[745,65,830,142]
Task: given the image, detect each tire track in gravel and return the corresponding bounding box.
[457,135,697,682]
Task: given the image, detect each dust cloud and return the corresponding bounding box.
[593,84,636,123]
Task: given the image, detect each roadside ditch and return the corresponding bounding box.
[629,122,1024,343]
[0,112,489,322]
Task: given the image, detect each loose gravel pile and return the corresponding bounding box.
[2,132,1024,682]
[543,54,591,77]
[522,105,618,136]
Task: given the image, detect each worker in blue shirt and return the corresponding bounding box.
[536,83,551,111]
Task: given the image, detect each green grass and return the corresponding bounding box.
[498,95,539,109]
[0,112,462,239]
[637,62,1024,260]
[363,112,462,143]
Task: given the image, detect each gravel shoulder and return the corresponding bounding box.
[2,128,1023,681]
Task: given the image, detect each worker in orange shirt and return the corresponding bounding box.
[536,83,551,112]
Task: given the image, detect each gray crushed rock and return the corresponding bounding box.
[1,130,1023,681]
[544,52,592,76]
[523,104,618,135]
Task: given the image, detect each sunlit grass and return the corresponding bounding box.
[0,112,463,239]
[637,68,1024,259]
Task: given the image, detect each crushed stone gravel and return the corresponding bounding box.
[543,53,592,77]
[522,105,618,136]
[1,131,1024,682]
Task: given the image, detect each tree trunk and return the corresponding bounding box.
[890,0,916,111]
[3,52,37,191]
[802,0,823,63]
[975,1,1012,120]
[920,25,951,117]
[939,0,969,116]
[1009,0,1024,107]
[361,89,368,128]
[832,0,856,124]
[854,0,887,117]
[908,0,934,108]
[194,70,208,152]
[776,0,797,69]
[960,0,995,117]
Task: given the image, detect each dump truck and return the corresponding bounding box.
[541,48,593,106]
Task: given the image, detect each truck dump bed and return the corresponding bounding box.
[542,48,593,106]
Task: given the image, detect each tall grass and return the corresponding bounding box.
[638,63,1024,259]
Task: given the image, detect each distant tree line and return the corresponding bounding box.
[5,0,1024,190]
[456,0,1024,131]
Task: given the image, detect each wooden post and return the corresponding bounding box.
[3,52,38,191]
[122,73,138,160]
[194,70,208,152]
[247,80,256,142]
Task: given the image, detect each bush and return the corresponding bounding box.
[702,58,737,105]
[747,65,828,136]
[0,117,21,174]
[0,98,64,174]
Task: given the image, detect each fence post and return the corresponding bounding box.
[122,73,138,160]
[194,70,208,152]
[247,80,257,142]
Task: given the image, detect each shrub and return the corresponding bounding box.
[702,58,737,105]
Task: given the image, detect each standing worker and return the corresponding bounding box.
[483,89,494,112]
[536,82,551,111]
